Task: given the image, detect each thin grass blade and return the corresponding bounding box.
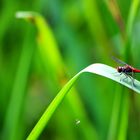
[27,63,140,140]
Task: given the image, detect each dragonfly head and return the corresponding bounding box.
[117,66,122,73]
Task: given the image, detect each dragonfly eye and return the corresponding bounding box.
[117,66,122,73]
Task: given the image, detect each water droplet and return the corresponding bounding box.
[75,119,80,125]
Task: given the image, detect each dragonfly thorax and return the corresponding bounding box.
[117,65,133,73]
[117,66,123,73]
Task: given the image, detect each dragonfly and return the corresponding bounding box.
[112,57,140,87]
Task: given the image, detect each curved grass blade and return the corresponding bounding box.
[16,11,98,139]
[27,63,140,140]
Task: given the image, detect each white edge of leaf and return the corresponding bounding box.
[81,63,140,93]
[15,11,38,19]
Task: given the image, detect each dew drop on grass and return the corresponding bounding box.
[75,119,80,125]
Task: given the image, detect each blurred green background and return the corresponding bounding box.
[1,0,140,140]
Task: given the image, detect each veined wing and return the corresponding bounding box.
[112,56,128,66]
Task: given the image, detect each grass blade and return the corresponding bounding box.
[2,28,35,140]
[27,63,140,140]
[16,11,99,140]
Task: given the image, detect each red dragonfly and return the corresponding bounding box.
[112,57,140,86]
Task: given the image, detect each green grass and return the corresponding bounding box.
[27,63,140,139]
[1,0,140,140]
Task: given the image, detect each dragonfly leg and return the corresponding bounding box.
[130,72,135,87]
[119,73,127,82]
[122,73,128,81]
[119,73,124,82]
[113,72,122,76]
[125,72,135,87]
[129,75,135,88]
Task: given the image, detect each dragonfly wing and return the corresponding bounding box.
[111,56,128,65]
